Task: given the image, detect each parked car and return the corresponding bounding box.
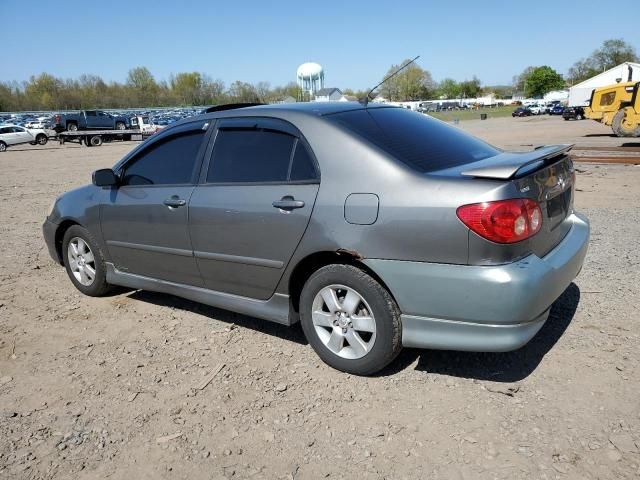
[549,105,565,115]
[528,104,545,115]
[25,116,52,129]
[0,124,49,151]
[562,106,585,121]
[544,102,560,114]
[51,110,130,133]
[42,103,589,375]
[512,107,532,117]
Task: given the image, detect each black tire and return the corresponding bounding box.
[115,122,125,130]
[89,135,103,146]
[36,134,48,145]
[0,141,6,152]
[299,264,402,375]
[67,123,78,132]
[563,117,569,121]
[612,109,640,137]
[84,137,93,147]
[61,225,112,296]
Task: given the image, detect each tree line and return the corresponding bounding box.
[0,68,303,112]
[1,39,637,112]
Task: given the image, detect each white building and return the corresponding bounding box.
[543,90,569,102]
[568,62,640,106]
[314,88,343,102]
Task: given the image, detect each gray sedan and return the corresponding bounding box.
[43,103,589,375]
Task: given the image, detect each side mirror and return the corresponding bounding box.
[92,168,118,187]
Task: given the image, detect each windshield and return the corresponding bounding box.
[327,107,500,173]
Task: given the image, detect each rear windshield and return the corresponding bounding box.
[328,107,500,173]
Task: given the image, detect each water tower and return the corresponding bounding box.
[297,62,325,98]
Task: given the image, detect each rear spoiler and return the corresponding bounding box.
[461,144,573,180]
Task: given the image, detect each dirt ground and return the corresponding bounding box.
[1,115,639,479]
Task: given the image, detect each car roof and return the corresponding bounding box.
[160,101,399,131]
[209,101,389,118]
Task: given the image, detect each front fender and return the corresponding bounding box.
[47,184,110,262]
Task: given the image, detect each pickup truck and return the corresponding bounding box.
[51,110,130,133]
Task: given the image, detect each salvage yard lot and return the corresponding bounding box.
[1,115,639,479]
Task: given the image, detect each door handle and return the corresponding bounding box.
[163,197,187,208]
[272,196,305,211]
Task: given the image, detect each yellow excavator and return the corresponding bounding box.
[585,80,640,137]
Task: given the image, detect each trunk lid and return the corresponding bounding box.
[432,145,576,263]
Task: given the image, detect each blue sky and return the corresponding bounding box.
[1,1,638,89]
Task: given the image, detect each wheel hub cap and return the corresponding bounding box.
[67,237,96,287]
[311,284,376,360]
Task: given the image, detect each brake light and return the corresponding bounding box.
[457,199,542,244]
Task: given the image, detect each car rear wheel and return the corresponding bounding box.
[62,225,112,296]
[115,122,125,130]
[299,264,402,375]
[67,123,78,132]
[0,141,6,152]
[36,134,48,145]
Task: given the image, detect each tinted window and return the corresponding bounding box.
[0,127,11,134]
[122,130,204,186]
[86,111,96,117]
[290,142,317,181]
[207,129,295,183]
[328,107,499,173]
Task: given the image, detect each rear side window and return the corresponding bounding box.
[328,107,499,173]
[207,129,296,183]
[122,130,204,186]
[290,141,317,181]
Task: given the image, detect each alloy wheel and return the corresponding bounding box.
[311,284,376,359]
[67,237,96,286]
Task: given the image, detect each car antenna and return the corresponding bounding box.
[360,55,420,107]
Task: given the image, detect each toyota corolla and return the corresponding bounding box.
[43,103,589,375]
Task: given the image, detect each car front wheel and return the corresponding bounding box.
[62,225,112,296]
[299,264,402,375]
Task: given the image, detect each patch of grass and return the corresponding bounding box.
[429,105,516,122]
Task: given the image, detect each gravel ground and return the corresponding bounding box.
[1,116,639,479]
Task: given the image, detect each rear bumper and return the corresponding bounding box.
[364,212,589,352]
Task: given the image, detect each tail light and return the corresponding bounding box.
[457,199,542,244]
[55,114,61,123]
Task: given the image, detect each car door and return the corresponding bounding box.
[12,126,32,144]
[0,127,16,145]
[96,111,112,128]
[100,121,210,286]
[189,118,320,300]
